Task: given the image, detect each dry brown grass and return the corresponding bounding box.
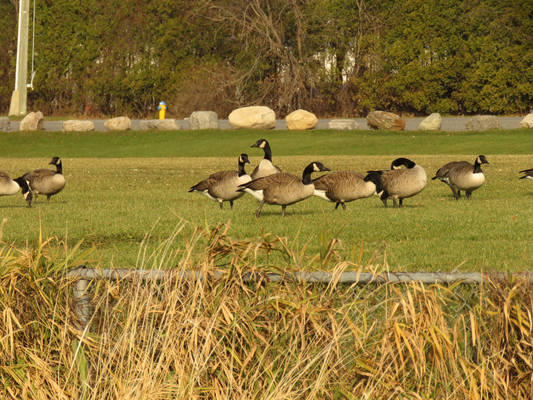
[1,225,532,399]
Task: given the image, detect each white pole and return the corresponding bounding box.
[9,0,30,116]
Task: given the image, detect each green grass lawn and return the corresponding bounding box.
[1,129,532,271]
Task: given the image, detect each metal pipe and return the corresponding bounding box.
[66,266,531,285]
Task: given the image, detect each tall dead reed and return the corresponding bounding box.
[0,223,531,399]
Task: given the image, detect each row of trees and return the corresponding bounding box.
[1,0,532,118]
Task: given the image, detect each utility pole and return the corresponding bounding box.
[9,0,30,116]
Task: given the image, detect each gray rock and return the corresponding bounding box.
[418,113,442,131]
[519,113,533,128]
[62,120,95,132]
[286,109,318,130]
[328,119,360,130]
[138,119,180,131]
[19,111,44,131]
[466,115,502,131]
[189,111,219,129]
[0,116,10,132]
[104,116,131,131]
[366,111,405,130]
[228,106,275,129]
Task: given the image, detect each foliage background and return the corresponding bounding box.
[1,0,532,117]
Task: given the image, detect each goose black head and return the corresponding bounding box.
[49,156,61,166]
[239,153,250,164]
[364,171,384,193]
[251,139,268,149]
[302,161,329,184]
[14,177,32,207]
[476,155,489,164]
[391,157,416,169]
[311,161,330,173]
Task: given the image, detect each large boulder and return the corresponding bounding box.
[466,115,501,131]
[104,116,131,131]
[228,106,275,129]
[62,120,95,132]
[328,119,360,130]
[418,113,442,131]
[189,111,219,129]
[285,109,318,130]
[519,113,533,128]
[366,111,405,130]
[138,119,180,131]
[19,111,44,131]
[0,116,10,132]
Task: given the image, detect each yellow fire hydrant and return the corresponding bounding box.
[157,101,167,120]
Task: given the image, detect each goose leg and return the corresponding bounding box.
[335,202,340,210]
[399,198,403,207]
[281,205,287,217]
[380,192,388,207]
[230,200,234,209]
[392,197,398,207]
[218,201,223,209]
[341,202,346,210]
[47,194,51,202]
[451,186,460,200]
[466,191,472,199]
[256,201,265,218]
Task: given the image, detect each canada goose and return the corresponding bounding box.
[313,170,376,210]
[365,157,427,207]
[432,155,488,199]
[250,138,282,179]
[239,161,330,217]
[519,168,533,180]
[188,153,252,209]
[23,156,66,203]
[0,171,32,207]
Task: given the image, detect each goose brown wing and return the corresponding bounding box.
[433,161,470,179]
[0,171,11,181]
[190,170,236,192]
[446,162,476,181]
[23,168,56,182]
[243,172,299,191]
[381,168,411,192]
[313,171,363,190]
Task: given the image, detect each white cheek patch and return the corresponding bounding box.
[260,142,266,149]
